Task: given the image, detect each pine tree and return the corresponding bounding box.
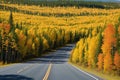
[9,11,14,32]
[95,32,102,64]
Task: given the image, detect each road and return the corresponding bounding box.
[0,44,102,80]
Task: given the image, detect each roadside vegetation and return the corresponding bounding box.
[70,63,120,80]
[70,16,120,76]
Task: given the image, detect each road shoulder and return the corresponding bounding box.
[69,62,120,80]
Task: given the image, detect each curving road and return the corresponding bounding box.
[0,44,102,80]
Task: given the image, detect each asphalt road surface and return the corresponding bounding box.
[0,44,102,80]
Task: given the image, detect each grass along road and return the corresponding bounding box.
[70,63,120,80]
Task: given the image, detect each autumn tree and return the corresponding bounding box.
[102,24,116,56]
[16,30,27,57]
[83,37,90,66]
[118,26,120,53]
[78,39,84,64]
[92,28,97,36]
[88,35,101,68]
[71,46,79,63]
[101,24,116,72]
[95,32,102,63]
[114,51,120,73]
[97,53,104,70]
[104,53,112,72]
[0,31,2,61]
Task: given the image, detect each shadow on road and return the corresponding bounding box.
[25,44,75,64]
[0,75,33,80]
[25,53,69,64]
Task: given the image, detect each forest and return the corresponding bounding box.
[0,0,120,77]
[1,0,120,9]
[70,22,120,75]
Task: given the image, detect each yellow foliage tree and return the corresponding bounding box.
[71,48,79,63]
[78,39,85,64]
[104,53,112,72]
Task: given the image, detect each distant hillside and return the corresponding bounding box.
[4,0,120,2]
[0,0,120,9]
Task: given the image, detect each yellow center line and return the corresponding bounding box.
[43,63,52,80]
